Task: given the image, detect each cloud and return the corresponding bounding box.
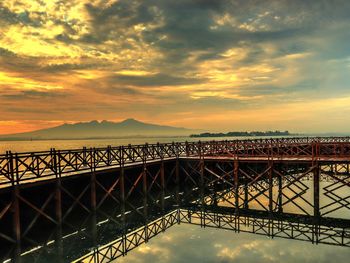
[40,62,103,73]
[1,89,67,100]
[0,47,17,57]
[1,0,350,133]
[110,73,206,87]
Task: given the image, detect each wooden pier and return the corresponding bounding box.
[0,137,350,261]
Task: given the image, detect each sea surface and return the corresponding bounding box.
[115,224,349,263]
[114,180,350,263]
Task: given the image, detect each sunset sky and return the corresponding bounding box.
[1,0,350,134]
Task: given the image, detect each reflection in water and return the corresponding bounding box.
[114,223,350,263]
[13,206,349,263]
[74,208,350,263]
[73,171,350,263]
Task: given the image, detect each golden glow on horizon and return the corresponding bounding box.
[0,120,64,135]
[1,95,350,135]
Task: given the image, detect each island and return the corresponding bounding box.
[190,130,291,138]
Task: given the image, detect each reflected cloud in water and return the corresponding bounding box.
[116,224,350,263]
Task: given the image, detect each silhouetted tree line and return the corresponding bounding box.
[190,130,290,138]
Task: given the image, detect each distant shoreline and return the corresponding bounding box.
[190,131,293,138]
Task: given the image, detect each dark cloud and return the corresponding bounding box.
[0,50,43,74]
[41,62,102,73]
[77,1,157,44]
[181,96,246,111]
[103,86,143,95]
[110,73,206,87]
[1,90,68,101]
[0,4,21,25]
[0,47,17,57]
[52,0,350,71]
[5,107,57,114]
[0,4,42,26]
[0,48,107,76]
[142,0,350,68]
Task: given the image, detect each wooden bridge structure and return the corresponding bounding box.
[0,137,350,262]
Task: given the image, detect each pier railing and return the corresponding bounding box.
[1,137,350,187]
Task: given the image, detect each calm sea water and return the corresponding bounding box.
[115,224,350,263]
[113,180,350,263]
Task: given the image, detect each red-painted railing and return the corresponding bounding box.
[1,137,350,186]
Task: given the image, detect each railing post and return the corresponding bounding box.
[144,143,148,162]
[107,145,111,165]
[119,145,124,165]
[198,140,202,158]
[83,147,87,166]
[172,141,175,157]
[156,142,161,159]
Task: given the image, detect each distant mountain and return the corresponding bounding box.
[0,119,197,140]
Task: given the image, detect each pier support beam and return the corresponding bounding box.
[244,179,249,210]
[90,149,97,211]
[234,159,239,215]
[175,159,180,206]
[175,158,180,223]
[313,162,320,244]
[278,169,283,213]
[54,149,62,225]
[313,163,320,218]
[90,172,96,211]
[200,158,205,227]
[268,161,273,214]
[160,161,165,214]
[55,180,62,225]
[12,185,20,244]
[119,164,126,256]
[142,162,148,242]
